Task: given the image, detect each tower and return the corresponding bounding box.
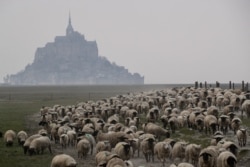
[66,13,74,35]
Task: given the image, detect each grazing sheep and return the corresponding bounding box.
[50,154,77,167]
[140,137,155,162]
[236,128,247,147]
[154,141,172,167]
[23,134,42,154]
[17,130,28,146]
[96,141,112,153]
[28,136,52,156]
[77,138,91,159]
[142,122,170,140]
[185,143,201,166]
[217,151,237,167]
[4,130,16,147]
[114,142,132,160]
[171,141,188,164]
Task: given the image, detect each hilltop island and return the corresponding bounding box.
[4,16,144,85]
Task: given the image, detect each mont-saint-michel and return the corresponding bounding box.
[4,16,144,85]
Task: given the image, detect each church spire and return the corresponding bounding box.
[66,12,74,35]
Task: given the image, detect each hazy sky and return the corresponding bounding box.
[1,0,249,84]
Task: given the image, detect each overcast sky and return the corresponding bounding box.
[0,0,249,84]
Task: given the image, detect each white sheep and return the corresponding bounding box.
[242,100,250,118]
[23,134,42,154]
[231,117,242,134]
[17,130,28,146]
[204,115,218,135]
[66,130,77,147]
[95,151,113,166]
[154,141,172,167]
[77,133,96,155]
[106,155,127,167]
[171,141,188,164]
[218,115,230,135]
[236,128,248,147]
[177,162,194,167]
[142,122,170,140]
[185,143,201,166]
[77,138,91,159]
[217,151,237,167]
[50,154,77,167]
[140,137,155,162]
[96,131,131,148]
[114,142,132,160]
[96,141,112,153]
[28,136,52,155]
[198,146,218,167]
[59,133,69,149]
[4,129,16,147]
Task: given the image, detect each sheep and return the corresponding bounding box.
[231,117,242,134]
[218,115,230,135]
[17,130,28,146]
[236,128,247,147]
[198,146,218,167]
[66,130,77,147]
[171,141,188,164]
[242,100,250,118]
[106,155,127,167]
[4,129,16,147]
[204,115,218,135]
[60,134,69,149]
[220,141,238,157]
[128,138,140,158]
[50,154,77,167]
[114,142,132,160]
[154,141,172,167]
[23,134,42,154]
[185,143,201,166]
[96,141,112,153]
[168,115,178,134]
[77,133,96,155]
[140,137,155,162]
[217,151,237,167]
[17,130,28,145]
[77,138,91,159]
[96,131,131,148]
[28,136,52,156]
[95,151,113,166]
[142,122,170,140]
[177,163,194,167]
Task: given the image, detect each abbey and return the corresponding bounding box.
[5,16,144,85]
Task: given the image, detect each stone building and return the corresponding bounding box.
[5,15,144,85]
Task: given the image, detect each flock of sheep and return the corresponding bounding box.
[3,86,250,167]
